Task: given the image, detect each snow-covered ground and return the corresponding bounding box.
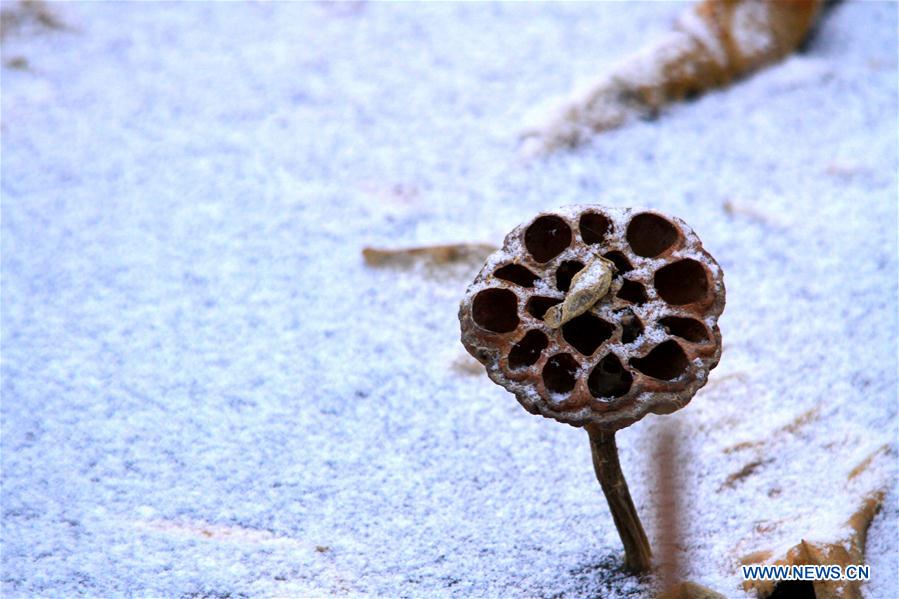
[2,2,896,597]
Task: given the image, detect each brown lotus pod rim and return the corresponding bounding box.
[459,205,725,430]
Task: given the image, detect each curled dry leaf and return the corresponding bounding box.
[738,443,892,599]
[521,0,823,154]
[741,492,884,599]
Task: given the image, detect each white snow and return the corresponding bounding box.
[731,0,776,58]
[2,1,896,597]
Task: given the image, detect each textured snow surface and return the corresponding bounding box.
[1,2,896,598]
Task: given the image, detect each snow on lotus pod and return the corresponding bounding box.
[459,205,725,431]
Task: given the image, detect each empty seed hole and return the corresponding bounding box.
[472,288,519,333]
[603,251,632,274]
[494,264,539,288]
[508,330,549,369]
[630,340,688,380]
[542,353,579,395]
[617,280,648,304]
[654,259,709,305]
[588,354,633,398]
[618,309,644,343]
[526,296,562,320]
[524,215,572,263]
[626,212,679,258]
[660,316,709,343]
[579,212,611,245]
[556,260,585,292]
[562,313,614,356]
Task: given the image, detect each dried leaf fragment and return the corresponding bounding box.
[718,457,773,491]
[1,0,67,41]
[4,56,28,70]
[544,255,614,328]
[450,350,485,376]
[362,243,496,268]
[847,443,889,480]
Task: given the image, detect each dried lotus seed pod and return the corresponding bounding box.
[459,205,724,430]
[458,205,725,572]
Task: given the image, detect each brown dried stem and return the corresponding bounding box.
[586,424,652,572]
